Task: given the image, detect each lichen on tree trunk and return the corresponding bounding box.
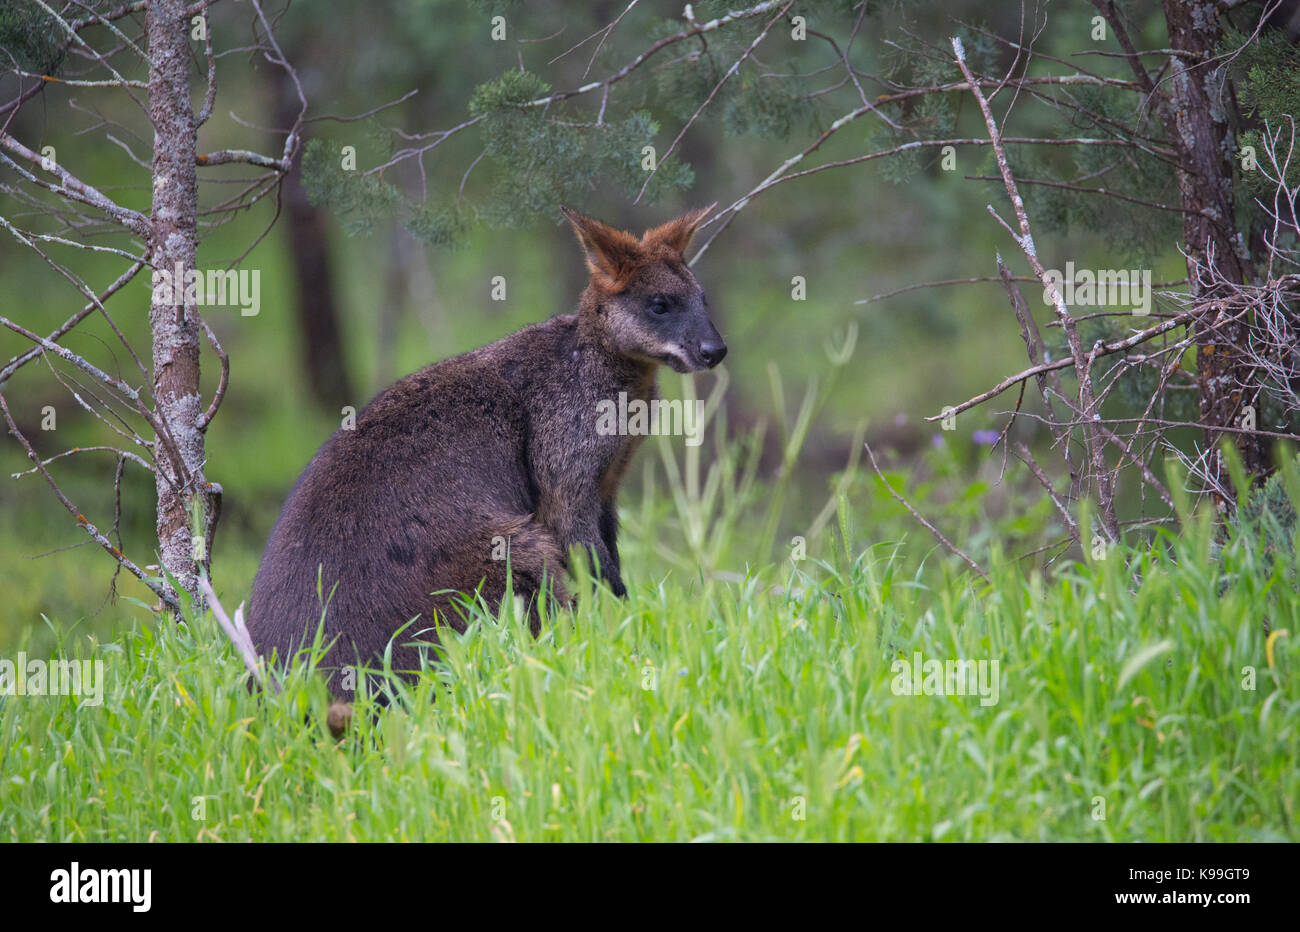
[147,0,215,608]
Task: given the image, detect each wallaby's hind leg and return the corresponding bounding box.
[476,516,571,636]
[324,517,570,737]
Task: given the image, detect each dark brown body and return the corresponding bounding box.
[247,207,725,699]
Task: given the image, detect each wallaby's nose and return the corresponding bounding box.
[699,340,727,368]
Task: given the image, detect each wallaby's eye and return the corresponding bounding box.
[648,297,670,316]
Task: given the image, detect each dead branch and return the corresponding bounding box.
[952,33,1120,540]
[0,393,178,612]
[864,440,989,581]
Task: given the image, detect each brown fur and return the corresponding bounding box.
[246,207,726,700]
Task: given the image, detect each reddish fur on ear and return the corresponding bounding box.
[641,203,717,255]
[559,207,643,292]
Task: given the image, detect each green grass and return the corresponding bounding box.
[1,488,1296,841]
[2,360,1296,841]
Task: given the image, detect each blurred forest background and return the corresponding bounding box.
[0,0,1289,650]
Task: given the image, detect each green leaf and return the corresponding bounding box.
[1118,639,1174,691]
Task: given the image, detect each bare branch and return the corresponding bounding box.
[0,393,178,611]
[1013,442,1081,548]
[864,440,989,581]
[951,34,1120,541]
[10,445,154,478]
[0,134,149,235]
[197,576,272,690]
[196,149,290,170]
[635,1,793,203]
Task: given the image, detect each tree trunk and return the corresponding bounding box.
[1162,1,1265,491]
[147,0,213,608]
[272,67,354,412]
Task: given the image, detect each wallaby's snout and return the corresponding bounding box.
[696,320,727,370]
[638,287,727,373]
[672,287,727,371]
[699,340,727,368]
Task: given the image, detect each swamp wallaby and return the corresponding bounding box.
[246,206,726,701]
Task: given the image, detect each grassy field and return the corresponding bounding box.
[2,454,1296,843]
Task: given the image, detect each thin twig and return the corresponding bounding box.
[864,440,989,580]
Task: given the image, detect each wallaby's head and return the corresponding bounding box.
[560,205,727,372]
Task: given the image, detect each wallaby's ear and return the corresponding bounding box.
[560,207,642,291]
[641,203,717,255]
